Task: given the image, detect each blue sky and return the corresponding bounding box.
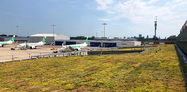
[0,0,186,38]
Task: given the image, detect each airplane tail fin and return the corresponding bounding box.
[84,37,88,44]
[9,35,15,42]
[41,36,46,43]
[62,42,65,46]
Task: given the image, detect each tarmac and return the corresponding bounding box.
[0,44,145,63]
[0,44,99,63]
[0,44,62,62]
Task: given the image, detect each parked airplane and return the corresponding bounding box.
[17,36,46,50]
[58,37,88,52]
[0,35,15,47]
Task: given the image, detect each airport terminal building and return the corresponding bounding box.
[28,34,70,45]
[0,36,28,43]
[55,39,141,48]
[26,34,142,47]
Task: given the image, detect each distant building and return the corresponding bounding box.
[142,40,176,45]
[114,37,119,39]
[0,36,28,43]
[147,35,149,39]
[29,34,70,45]
[100,37,108,39]
[139,34,142,38]
[167,35,176,41]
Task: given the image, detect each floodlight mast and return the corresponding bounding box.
[154,16,157,44]
[102,23,107,37]
[16,26,19,45]
[102,23,107,50]
[52,25,55,48]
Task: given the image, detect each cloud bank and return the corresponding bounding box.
[95,0,187,23]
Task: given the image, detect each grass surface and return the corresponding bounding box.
[98,47,145,51]
[101,48,144,51]
[0,45,186,91]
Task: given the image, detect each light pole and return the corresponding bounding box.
[16,26,19,45]
[96,32,97,38]
[102,23,107,37]
[102,23,107,48]
[52,25,55,48]
[101,31,103,37]
[154,16,157,45]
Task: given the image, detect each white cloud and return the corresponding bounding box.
[95,0,187,37]
[106,10,115,14]
[98,18,112,21]
[173,0,182,3]
[109,0,159,23]
[96,0,187,23]
[147,0,159,4]
[111,23,121,25]
[95,0,114,10]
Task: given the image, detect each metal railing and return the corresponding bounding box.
[31,51,88,59]
[0,51,88,63]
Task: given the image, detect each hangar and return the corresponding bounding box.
[28,34,141,47]
[0,36,28,43]
[28,34,70,45]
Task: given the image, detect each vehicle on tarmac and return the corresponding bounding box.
[0,35,15,47]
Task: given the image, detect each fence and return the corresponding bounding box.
[0,51,88,63]
[31,51,87,59]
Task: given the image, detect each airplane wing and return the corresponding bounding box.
[77,48,81,51]
[68,46,75,51]
[27,43,36,49]
[68,46,81,51]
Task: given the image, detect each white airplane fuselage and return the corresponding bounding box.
[0,35,15,47]
[59,43,87,52]
[58,37,88,52]
[0,41,13,45]
[17,42,45,49]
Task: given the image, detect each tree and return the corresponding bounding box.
[0,34,7,36]
[152,36,159,40]
[91,36,95,40]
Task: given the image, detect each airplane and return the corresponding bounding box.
[58,37,88,52]
[17,36,46,50]
[0,35,15,47]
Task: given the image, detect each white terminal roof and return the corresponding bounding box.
[30,34,58,37]
[30,34,70,40]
